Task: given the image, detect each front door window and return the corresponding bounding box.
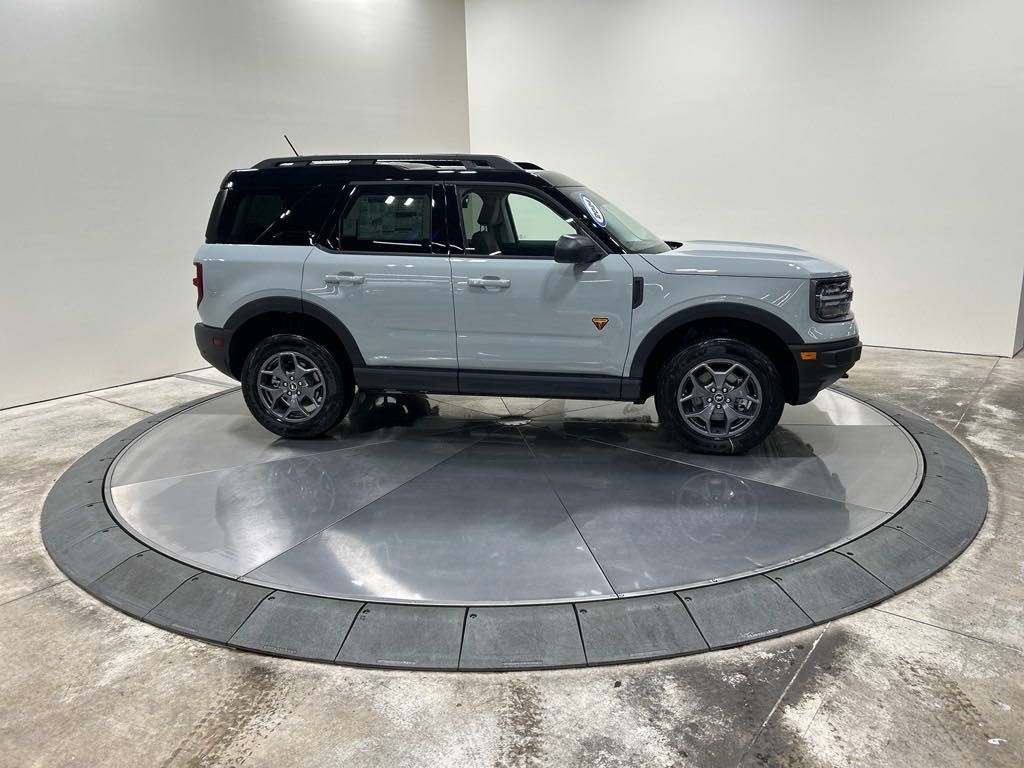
[459,188,578,258]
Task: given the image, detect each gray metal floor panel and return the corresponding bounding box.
[146,574,272,643]
[906,427,978,470]
[678,577,812,649]
[246,437,615,603]
[230,592,362,661]
[460,604,586,670]
[109,433,483,578]
[336,603,465,670]
[839,526,952,591]
[91,551,200,616]
[576,594,707,664]
[109,389,494,487]
[584,422,923,513]
[887,500,982,557]
[765,551,893,622]
[41,503,116,551]
[43,473,106,518]
[56,526,148,585]
[528,425,889,596]
[913,457,987,521]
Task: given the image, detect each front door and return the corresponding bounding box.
[450,185,634,378]
[302,183,456,368]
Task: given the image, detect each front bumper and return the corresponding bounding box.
[194,323,235,379]
[788,336,862,404]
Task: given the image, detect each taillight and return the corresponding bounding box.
[193,262,204,306]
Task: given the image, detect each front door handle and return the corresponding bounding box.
[325,272,365,285]
[467,276,511,289]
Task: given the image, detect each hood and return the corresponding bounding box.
[642,240,849,279]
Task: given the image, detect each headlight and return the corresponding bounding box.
[811,277,854,322]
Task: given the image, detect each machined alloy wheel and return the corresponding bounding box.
[241,333,353,439]
[676,358,762,438]
[655,336,784,455]
[257,351,326,423]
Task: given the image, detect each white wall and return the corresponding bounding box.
[0,0,469,409]
[466,0,1024,357]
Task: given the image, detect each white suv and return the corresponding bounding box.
[194,154,860,453]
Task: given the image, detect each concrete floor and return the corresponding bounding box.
[0,348,1021,768]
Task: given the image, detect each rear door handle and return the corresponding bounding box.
[325,272,365,285]
[467,276,511,289]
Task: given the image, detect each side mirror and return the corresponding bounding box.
[554,234,602,264]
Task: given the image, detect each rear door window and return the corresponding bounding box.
[328,184,441,254]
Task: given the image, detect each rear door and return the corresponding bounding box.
[302,183,456,368]
[449,184,634,377]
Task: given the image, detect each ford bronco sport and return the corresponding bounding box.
[194,154,860,454]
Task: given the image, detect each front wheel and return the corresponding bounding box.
[655,337,784,454]
[241,334,353,438]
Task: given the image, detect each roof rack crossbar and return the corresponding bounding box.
[253,154,521,171]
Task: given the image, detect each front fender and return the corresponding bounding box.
[628,299,804,379]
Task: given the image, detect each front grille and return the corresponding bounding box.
[812,277,854,322]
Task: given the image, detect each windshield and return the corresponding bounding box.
[564,187,671,254]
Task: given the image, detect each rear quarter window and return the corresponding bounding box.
[207,185,338,245]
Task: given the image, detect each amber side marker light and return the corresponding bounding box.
[800,351,818,361]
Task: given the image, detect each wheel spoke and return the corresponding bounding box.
[686,401,715,432]
[735,373,760,406]
[721,404,746,430]
[710,364,737,391]
[680,371,711,402]
[679,386,710,404]
[262,364,283,383]
[259,383,286,400]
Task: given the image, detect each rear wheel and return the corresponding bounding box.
[241,334,353,438]
[655,337,784,454]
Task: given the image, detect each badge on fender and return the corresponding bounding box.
[592,317,609,330]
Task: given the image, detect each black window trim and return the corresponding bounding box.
[448,181,606,261]
[315,181,449,256]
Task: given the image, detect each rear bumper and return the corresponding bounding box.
[194,323,235,379]
[788,336,862,404]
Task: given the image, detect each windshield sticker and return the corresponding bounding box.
[578,193,607,227]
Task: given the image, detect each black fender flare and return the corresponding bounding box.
[224,296,365,367]
[628,303,803,379]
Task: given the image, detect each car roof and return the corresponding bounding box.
[223,154,581,190]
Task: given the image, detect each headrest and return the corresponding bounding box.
[477,194,505,227]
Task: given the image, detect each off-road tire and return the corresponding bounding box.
[241,333,353,438]
[655,336,784,455]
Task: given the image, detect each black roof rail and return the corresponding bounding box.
[253,154,522,171]
[515,161,544,170]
